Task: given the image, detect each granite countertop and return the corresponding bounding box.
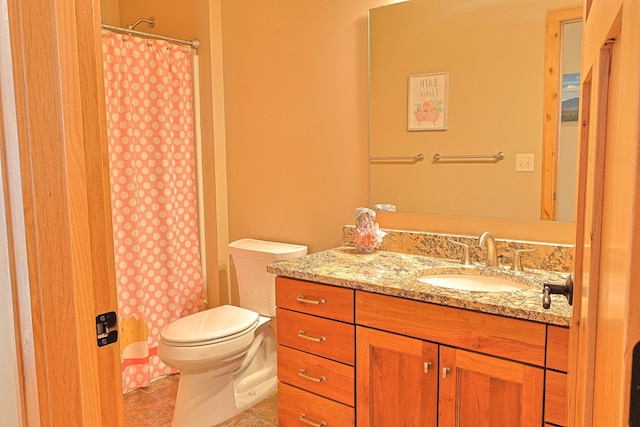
[267,247,572,327]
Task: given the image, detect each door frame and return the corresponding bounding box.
[568,0,640,425]
[1,0,123,425]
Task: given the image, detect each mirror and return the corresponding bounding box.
[369,0,582,222]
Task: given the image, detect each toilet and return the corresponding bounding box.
[158,238,307,427]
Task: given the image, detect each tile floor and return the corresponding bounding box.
[123,374,279,427]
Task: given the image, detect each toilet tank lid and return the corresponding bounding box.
[160,305,259,344]
[228,238,307,261]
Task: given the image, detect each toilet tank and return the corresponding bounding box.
[228,239,307,316]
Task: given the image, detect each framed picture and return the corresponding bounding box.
[408,72,448,131]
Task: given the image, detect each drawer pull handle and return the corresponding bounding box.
[296,295,326,305]
[298,369,326,383]
[299,413,327,427]
[424,361,432,374]
[298,330,326,342]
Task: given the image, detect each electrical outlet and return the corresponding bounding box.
[515,154,534,172]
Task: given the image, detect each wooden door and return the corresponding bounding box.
[356,326,438,427]
[1,0,124,425]
[568,1,640,425]
[439,346,543,427]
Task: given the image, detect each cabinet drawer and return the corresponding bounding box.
[276,277,354,322]
[278,382,355,427]
[545,370,568,426]
[278,345,354,406]
[356,291,546,366]
[547,325,570,372]
[277,308,355,364]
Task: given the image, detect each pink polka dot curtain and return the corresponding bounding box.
[102,31,205,393]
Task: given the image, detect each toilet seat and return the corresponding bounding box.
[160,305,259,347]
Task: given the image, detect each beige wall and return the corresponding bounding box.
[100,0,120,25]
[208,0,577,263]
[221,0,389,257]
[103,0,392,306]
[101,0,577,307]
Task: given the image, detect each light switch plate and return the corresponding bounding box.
[515,154,534,172]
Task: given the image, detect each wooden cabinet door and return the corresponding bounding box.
[439,347,543,427]
[356,326,438,427]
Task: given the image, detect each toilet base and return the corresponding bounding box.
[235,374,277,413]
[170,323,277,427]
[171,370,277,427]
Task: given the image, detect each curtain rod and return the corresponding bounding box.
[101,23,200,49]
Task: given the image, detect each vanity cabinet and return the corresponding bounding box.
[356,291,565,427]
[275,276,570,427]
[275,277,356,426]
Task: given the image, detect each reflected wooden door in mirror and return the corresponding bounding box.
[541,6,583,221]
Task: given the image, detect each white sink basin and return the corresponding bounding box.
[417,274,528,292]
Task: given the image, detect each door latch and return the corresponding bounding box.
[631,340,640,426]
[542,274,574,309]
[96,311,118,347]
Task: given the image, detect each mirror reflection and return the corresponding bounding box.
[369,0,582,222]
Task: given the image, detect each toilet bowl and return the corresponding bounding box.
[158,238,307,427]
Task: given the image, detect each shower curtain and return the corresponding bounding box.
[102,31,205,393]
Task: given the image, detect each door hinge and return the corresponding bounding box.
[96,311,118,347]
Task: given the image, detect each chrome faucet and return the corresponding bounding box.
[478,232,498,267]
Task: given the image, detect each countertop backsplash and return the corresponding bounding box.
[343,225,574,273]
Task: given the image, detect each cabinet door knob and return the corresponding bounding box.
[442,367,451,378]
[297,330,327,343]
[299,413,327,427]
[296,295,326,305]
[424,361,433,373]
[298,369,326,383]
